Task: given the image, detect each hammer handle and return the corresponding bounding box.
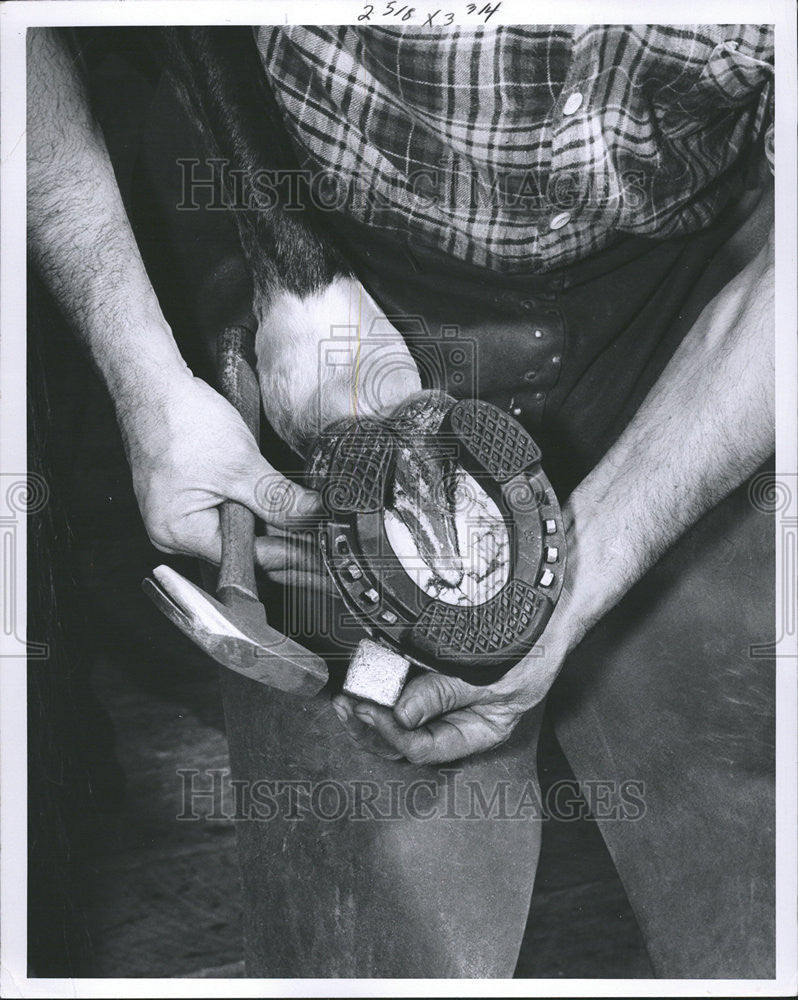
[216,325,260,605]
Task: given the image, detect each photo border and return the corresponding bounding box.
[2,2,795,996]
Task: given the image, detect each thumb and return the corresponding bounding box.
[229,457,322,527]
[393,671,480,729]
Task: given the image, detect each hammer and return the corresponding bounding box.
[142,325,329,697]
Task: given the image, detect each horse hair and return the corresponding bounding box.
[157,27,353,307]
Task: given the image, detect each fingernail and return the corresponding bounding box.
[398,696,422,728]
[331,700,349,723]
[353,706,374,727]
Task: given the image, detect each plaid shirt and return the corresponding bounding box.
[255,25,774,273]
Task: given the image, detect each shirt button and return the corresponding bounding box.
[562,92,583,116]
[551,354,561,365]
[534,329,543,339]
[534,392,545,401]
[550,212,571,230]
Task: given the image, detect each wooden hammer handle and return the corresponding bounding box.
[216,325,260,605]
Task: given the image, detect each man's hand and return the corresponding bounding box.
[27,28,325,581]
[117,366,323,580]
[332,200,774,765]
[331,504,582,763]
[332,605,573,764]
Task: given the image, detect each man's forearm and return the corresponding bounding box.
[557,221,775,651]
[27,28,190,416]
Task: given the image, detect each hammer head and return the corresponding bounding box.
[143,565,328,697]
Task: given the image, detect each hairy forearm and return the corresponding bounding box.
[26,28,190,416]
[557,224,775,651]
